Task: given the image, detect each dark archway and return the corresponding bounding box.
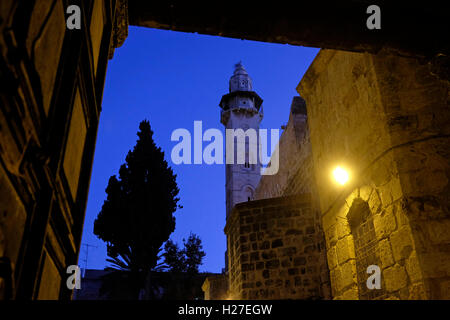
[347,198,385,300]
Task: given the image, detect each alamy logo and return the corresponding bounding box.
[366,5,381,30]
[66,5,81,30]
[66,265,81,290]
[366,265,381,289]
[171,121,280,175]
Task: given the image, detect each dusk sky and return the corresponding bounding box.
[78,26,319,273]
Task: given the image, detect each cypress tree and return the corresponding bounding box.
[94,120,180,298]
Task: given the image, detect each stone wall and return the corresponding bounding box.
[201,274,229,300]
[224,195,331,300]
[372,53,450,299]
[297,49,450,299]
[0,0,127,299]
[254,97,314,200]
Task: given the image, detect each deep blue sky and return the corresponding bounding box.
[78,26,319,273]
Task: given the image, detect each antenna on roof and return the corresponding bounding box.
[81,243,98,278]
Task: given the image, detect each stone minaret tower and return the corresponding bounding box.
[220,62,263,220]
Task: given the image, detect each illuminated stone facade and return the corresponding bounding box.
[298,49,450,299]
[0,0,127,299]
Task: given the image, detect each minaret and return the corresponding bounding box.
[220,62,263,220]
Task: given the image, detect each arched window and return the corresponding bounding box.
[347,198,385,299]
[244,186,254,202]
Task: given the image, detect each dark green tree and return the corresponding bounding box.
[162,233,205,274]
[94,120,180,298]
[162,240,185,273]
[183,233,206,274]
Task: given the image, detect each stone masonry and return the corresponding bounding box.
[201,274,229,300]
[254,96,314,200]
[224,195,330,300]
[298,49,450,299]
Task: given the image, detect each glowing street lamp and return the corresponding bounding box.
[333,166,349,185]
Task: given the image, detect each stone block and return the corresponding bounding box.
[336,220,351,239]
[324,226,338,249]
[373,211,397,239]
[389,225,414,262]
[285,229,303,236]
[305,226,315,234]
[265,279,274,286]
[261,250,276,260]
[378,239,395,269]
[426,219,450,245]
[242,263,255,272]
[240,225,251,234]
[288,268,299,276]
[250,252,259,262]
[368,190,382,214]
[265,260,280,269]
[395,205,410,227]
[294,257,307,266]
[339,260,357,290]
[420,252,450,278]
[281,258,291,268]
[359,185,374,202]
[280,247,297,256]
[408,283,427,299]
[336,236,355,265]
[405,251,422,284]
[340,285,359,300]
[307,266,317,274]
[304,245,316,253]
[322,211,337,231]
[326,245,338,269]
[303,235,315,245]
[259,241,270,250]
[438,280,450,299]
[271,239,283,248]
[384,264,408,292]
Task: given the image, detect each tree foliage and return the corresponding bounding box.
[93,120,180,296]
[183,233,206,274]
[163,233,205,274]
[162,240,186,273]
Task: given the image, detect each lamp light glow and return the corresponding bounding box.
[333,166,349,185]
